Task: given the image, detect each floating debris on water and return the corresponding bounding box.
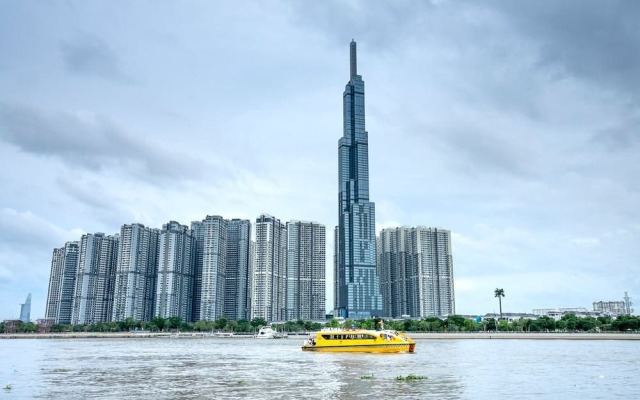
[396,374,427,381]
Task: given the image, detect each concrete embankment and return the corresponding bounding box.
[409,332,640,340]
[2,332,639,340]
[0,332,192,339]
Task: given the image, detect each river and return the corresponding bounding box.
[1,337,638,399]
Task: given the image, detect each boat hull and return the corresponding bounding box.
[302,343,414,353]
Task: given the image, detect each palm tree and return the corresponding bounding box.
[494,288,505,320]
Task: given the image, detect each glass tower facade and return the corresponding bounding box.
[337,40,383,319]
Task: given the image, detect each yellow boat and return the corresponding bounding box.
[301,329,416,353]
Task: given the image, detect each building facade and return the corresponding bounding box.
[336,40,383,319]
[225,219,252,321]
[286,221,326,321]
[20,293,31,323]
[155,221,195,322]
[72,233,119,324]
[112,224,158,322]
[253,214,287,322]
[45,241,79,324]
[192,215,227,321]
[45,247,65,323]
[378,227,455,318]
[593,301,626,316]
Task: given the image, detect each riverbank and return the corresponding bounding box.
[2,331,639,340]
[409,332,640,340]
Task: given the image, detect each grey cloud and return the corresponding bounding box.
[60,33,132,83]
[0,103,222,183]
[0,209,69,252]
[288,1,438,50]
[482,0,640,101]
[591,113,640,151]
[56,177,116,212]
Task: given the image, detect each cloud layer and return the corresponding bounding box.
[0,0,638,319]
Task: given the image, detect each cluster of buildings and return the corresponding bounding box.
[43,40,456,326]
[45,216,326,325]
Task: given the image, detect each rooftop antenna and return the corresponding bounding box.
[623,291,634,315]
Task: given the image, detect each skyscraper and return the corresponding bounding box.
[45,241,79,324]
[192,215,227,321]
[20,293,31,323]
[253,214,287,322]
[336,40,383,319]
[112,224,158,322]
[72,232,119,324]
[286,221,326,321]
[225,219,252,321]
[378,227,455,318]
[155,221,195,322]
[45,247,65,322]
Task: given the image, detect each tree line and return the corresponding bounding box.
[2,314,638,334]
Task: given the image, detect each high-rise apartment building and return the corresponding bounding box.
[286,221,326,321]
[72,232,119,324]
[593,301,626,316]
[225,219,252,321]
[253,214,287,322]
[155,221,195,322]
[336,40,383,319]
[192,215,227,321]
[45,247,65,322]
[378,227,455,318]
[45,241,79,324]
[112,224,158,322]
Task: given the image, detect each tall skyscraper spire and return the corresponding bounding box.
[350,39,357,79]
[336,40,383,319]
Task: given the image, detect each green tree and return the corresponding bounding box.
[226,320,237,332]
[251,318,267,329]
[612,315,640,331]
[236,319,252,333]
[497,320,509,332]
[193,320,214,332]
[494,288,505,320]
[561,314,578,331]
[326,318,340,328]
[485,318,497,331]
[422,317,442,332]
[150,317,166,332]
[576,317,597,332]
[122,317,139,331]
[537,316,556,331]
[167,317,182,331]
[445,315,466,331]
[214,317,228,330]
[528,321,541,332]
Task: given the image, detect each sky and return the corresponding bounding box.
[1,0,638,320]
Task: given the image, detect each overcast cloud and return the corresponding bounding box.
[0,0,638,320]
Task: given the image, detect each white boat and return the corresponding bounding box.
[256,326,275,339]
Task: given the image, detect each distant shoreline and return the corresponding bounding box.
[409,332,640,340]
[2,332,639,340]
